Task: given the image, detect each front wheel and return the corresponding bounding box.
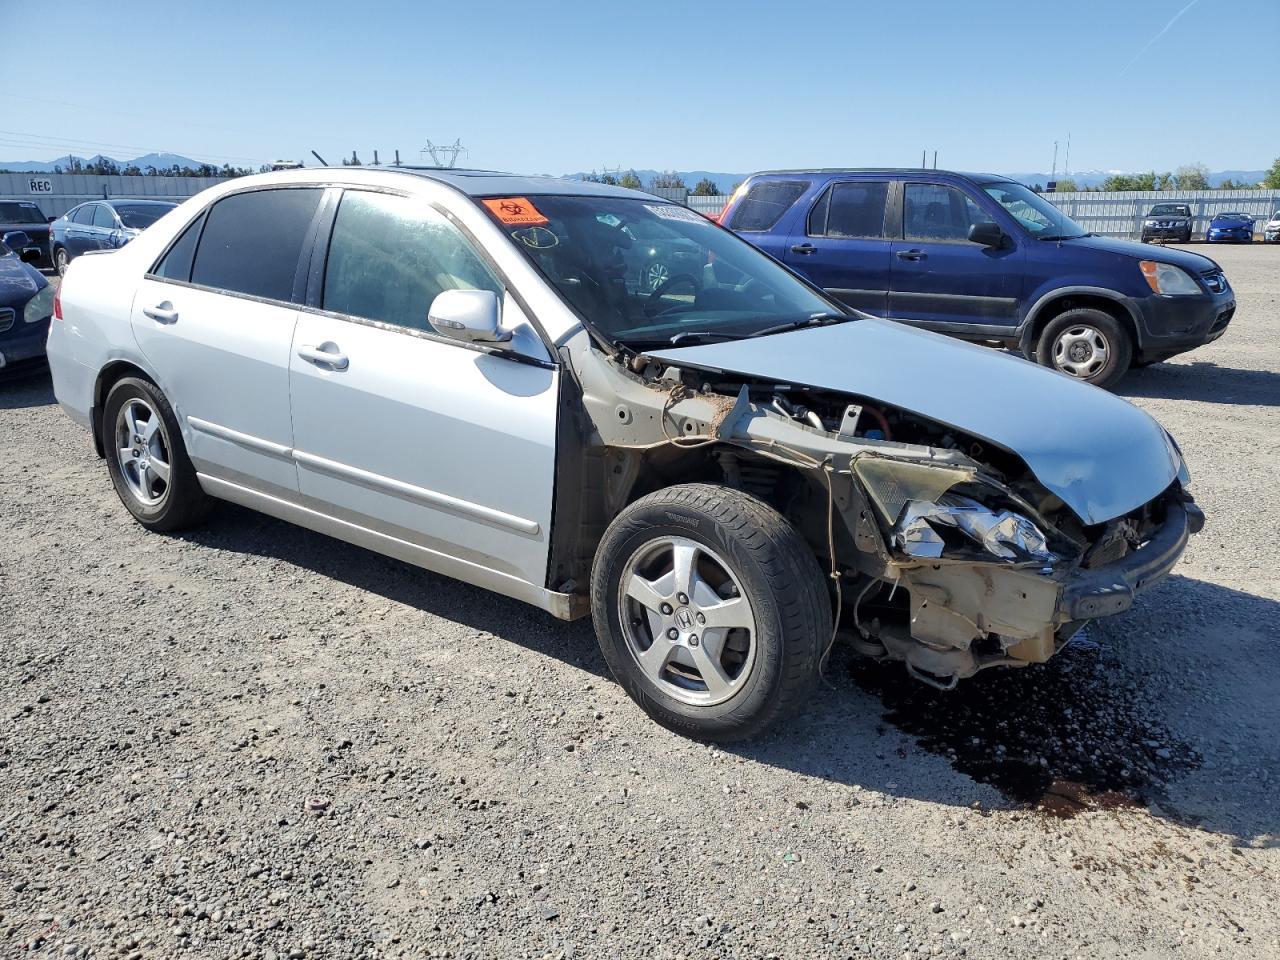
[591,484,829,742]
[1036,308,1132,390]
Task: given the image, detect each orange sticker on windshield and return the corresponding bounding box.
[483,197,548,226]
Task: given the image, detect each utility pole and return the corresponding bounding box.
[421,139,468,168]
[1051,141,1059,180]
[932,150,937,170]
[372,150,381,166]
[394,150,401,167]
[921,149,926,168]
[1063,133,1071,176]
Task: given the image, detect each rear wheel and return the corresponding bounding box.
[54,246,69,276]
[103,377,212,531]
[1036,308,1132,390]
[591,484,829,742]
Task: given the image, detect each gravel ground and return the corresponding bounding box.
[2,245,1278,960]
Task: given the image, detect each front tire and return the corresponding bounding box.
[1036,308,1132,390]
[103,377,212,532]
[591,484,829,742]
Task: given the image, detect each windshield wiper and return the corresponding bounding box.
[664,330,741,346]
[745,312,851,339]
[1038,233,1089,241]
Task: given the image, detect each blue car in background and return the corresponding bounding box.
[49,198,177,275]
[1205,211,1254,243]
[722,169,1235,388]
[0,235,55,377]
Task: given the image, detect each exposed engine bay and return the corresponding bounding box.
[555,334,1196,690]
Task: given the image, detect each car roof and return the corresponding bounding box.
[106,198,179,206]
[214,166,653,201]
[748,168,1016,185]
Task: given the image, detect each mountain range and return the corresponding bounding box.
[1,153,212,172]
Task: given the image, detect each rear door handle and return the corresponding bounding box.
[142,302,178,324]
[791,242,817,255]
[896,249,926,261]
[298,343,349,370]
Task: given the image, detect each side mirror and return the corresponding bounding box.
[47,216,55,223]
[427,289,510,346]
[968,221,1006,248]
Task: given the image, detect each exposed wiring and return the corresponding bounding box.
[817,458,844,690]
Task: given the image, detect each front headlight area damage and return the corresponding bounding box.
[848,454,1088,688]
[563,340,1187,691]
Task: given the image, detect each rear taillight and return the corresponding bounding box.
[52,289,62,321]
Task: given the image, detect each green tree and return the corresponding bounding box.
[1173,163,1209,190]
[618,170,642,190]
[1263,157,1280,189]
[1156,171,1175,191]
[1216,177,1256,190]
[1053,177,1077,193]
[599,172,619,186]
[650,170,686,190]
[1101,171,1158,191]
[691,177,719,196]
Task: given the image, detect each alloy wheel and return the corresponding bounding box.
[618,536,757,706]
[114,398,172,506]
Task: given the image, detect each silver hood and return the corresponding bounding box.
[647,318,1180,525]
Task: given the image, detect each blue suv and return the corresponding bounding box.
[722,170,1235,388]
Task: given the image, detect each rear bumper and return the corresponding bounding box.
[1061,501,1200,620]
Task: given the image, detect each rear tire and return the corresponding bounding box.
[1036,308,1132,390]
[103,377,212,532]
[54,246,69,276]
[591,484,829,742]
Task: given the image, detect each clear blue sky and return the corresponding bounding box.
[2,0,1276,175]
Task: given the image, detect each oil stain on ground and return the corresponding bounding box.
[850,633,1201,818]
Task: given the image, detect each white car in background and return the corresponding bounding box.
[1265,210,1280,243]
[47,168,1199,741]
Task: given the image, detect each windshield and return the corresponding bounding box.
[483,195,841,346]
[981,183,1087,239]
[0,201,45,224]
[1217,212,1249,219]
[115,203,175,229]
[1149,204,1189,216]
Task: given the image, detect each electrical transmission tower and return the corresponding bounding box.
[420,139,468,168]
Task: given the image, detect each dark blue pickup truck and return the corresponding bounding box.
[722,170,1235,388]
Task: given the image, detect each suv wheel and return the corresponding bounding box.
[103,377,212,531]
[1036,308,1132,390]
[591,484,829,742]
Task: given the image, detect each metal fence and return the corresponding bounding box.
[684,188,1280,238]
[1,172,228,219]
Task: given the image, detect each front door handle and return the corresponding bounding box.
[142,302,178,324]
[298,343,349,370]
[791,242,817,255]
[896,249,926,261]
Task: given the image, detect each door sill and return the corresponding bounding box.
[198,474,587,620]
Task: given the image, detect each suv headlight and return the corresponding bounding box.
[24,284,55,323]
[1139,260,1200,296]
[1144,219,1159,226]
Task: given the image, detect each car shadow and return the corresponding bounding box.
[0,367,53,407]
[1120,361,1280,406]
[174,504,1279,845]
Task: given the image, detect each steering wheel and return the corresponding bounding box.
[644,273,699,318]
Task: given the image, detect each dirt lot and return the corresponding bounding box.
[2,244,1278,960]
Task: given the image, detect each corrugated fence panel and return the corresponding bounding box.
[1,173,229,218]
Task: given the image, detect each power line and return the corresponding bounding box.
[0,128,264,166]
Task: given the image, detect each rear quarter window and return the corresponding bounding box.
[727,180,810,232]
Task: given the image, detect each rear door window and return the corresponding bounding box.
[190,188,322,302]
[808,181,889,238]
[321,190,502,332]
[727,180,809,232]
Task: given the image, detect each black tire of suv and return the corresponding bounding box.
[103,377,213,532]
[1035,308,1133,390]
[591,483,829,742]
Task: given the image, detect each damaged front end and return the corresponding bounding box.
[562,334,1201,691]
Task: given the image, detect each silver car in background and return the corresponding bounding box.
[47,168,1201,741]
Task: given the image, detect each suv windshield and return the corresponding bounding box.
[115,203,175,229]
[1150,204,1190,216]
[484,195,840,346]
[981,182,1088,239]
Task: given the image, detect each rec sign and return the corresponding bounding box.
[27,177,53,194]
